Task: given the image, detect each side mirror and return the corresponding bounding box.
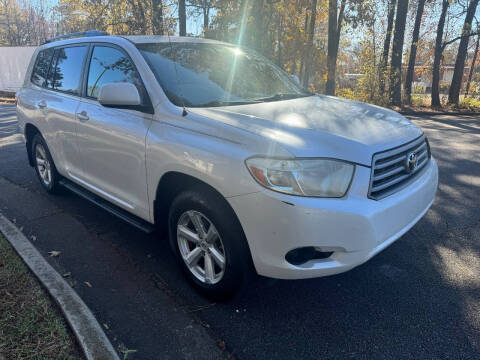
[98,82,141,107]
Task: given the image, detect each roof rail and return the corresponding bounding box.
[44,30,109,44]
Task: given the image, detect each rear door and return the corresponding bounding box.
[41,45,89,177]
[17,48,54,152]
[74,44,153,220]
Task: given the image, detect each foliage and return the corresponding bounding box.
[458,96,480,110]
[0,0,51,45]
[411,94,430,107]
[1,0,479,110]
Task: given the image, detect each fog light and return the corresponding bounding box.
[285,247,333,266]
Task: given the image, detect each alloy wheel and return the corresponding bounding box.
[35,143,52,187]
[177,210,226,284]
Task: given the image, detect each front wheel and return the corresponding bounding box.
[168,188,253,300]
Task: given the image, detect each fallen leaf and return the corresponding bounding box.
[19,226,24,231]
[103,323,109,330]
[63,272,71,278]
[218,341,226,350]
[84,281,92,288]
[30,235,37,241]
[70,281,77,288]
[48,250,61,257]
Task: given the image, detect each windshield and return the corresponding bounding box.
[136,42,312,107]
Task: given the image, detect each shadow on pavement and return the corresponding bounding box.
[0,105,478,359]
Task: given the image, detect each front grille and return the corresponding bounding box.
[368,135,430,200]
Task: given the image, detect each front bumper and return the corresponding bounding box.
[228,157,438,279]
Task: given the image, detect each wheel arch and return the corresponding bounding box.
[153,172,249,250]
[24,123,41,167]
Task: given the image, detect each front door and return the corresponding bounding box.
[74,45,152,220]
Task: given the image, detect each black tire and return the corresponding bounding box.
[31,134,61,194]
[168,187,253,300]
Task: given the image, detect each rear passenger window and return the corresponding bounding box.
[49,46,87,95]
[31,49,53,87]
[87,46,145,101]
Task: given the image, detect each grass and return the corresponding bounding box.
[0,233,83,360]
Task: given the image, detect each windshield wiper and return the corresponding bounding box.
[196,100,261,107]
[253,93,313,103]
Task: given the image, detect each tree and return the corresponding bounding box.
[187,0,215,32]
[405,0,426,104]
[431,0,449,107]
[389,0,409,106]
[326,0,347,95]
[152,0,165,35]
[379,0,397,94]
[179,0,186,36]
[0,0,52,45]
[302,0,317,87]
[448,0,480,105]
[465,33,479,96]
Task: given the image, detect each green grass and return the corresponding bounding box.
[0,233,83,360]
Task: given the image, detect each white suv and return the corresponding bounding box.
[16,32,438,299]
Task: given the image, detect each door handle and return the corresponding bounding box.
[76,111,89,122]
[38,100,47,109]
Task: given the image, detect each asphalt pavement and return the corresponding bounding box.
[0,103,478,360]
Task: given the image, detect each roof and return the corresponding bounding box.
[123,35,228,46]
[40,34,231,50]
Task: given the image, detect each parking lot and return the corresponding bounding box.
[0,103,478,359]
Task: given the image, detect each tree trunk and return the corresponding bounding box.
[389,0,409,106]
[465,34,479,96]
[379,0,396,94]
[299,8,309,80]
[179,0,186,36]
[152,0,164,35]
[203,0,210,30]
[431,0,449,107]
[448,0,480,105]
[405,0,426,104]
[325,0,337,94]
[302,0,317,88]
[251,0,265,52]
[277,16,283,68]
[325,0,346,95]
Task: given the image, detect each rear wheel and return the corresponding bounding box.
[32,134,61,194]
[168,188,252,300]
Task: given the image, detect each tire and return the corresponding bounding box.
[168,188,253,300]
[31,134,61,194]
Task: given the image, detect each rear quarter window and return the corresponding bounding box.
[31,49,54,87]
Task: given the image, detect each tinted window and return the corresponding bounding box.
[49,46,87,95]
[87,46,145,101]
[31,49,53,87]
[137,43,310,107]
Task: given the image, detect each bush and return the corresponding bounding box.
[411,95,426,106]
[413,84,425,94]
[439,81,450,94]
[458,97,480,110]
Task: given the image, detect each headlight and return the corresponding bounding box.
[246,157,355,197]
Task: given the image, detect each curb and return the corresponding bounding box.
[0,212,120,360]
[400,111,477,116]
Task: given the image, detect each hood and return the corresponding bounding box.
[189,95,423,166]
